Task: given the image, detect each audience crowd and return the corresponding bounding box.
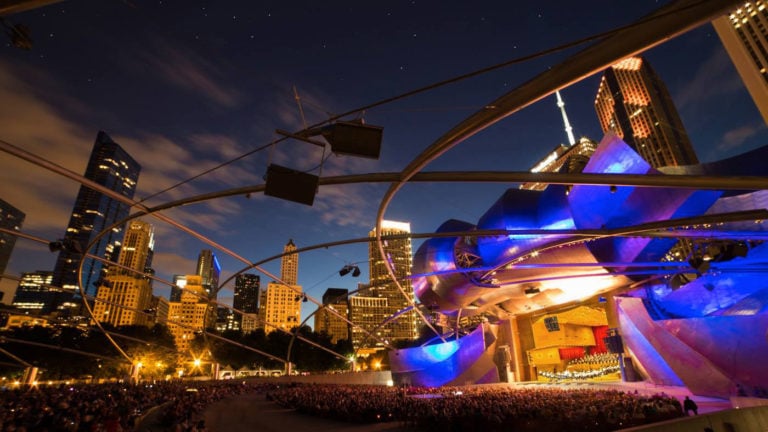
[267,383,684,431]
[0,379,685,431]
[0,380,275,431]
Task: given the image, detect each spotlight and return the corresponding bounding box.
[339,265,361,277]
[688,257,710,274]
[48,241,63,252]
[524,286,540,295]
[48,239,83,254]
[609,185,617,193]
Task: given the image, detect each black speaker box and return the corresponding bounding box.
[264,164,319,206]
[325,121,383,159]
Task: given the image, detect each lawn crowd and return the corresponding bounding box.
[1,380,684,431]
[0,380,274,431]
[267,383,684,432]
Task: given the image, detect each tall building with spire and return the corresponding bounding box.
[556,91,577,146]
[595,56,698,168]
[281,239,298,285]
[350,221,417,350]
[0,199,24,286]
[520,91,597,191]
[258,239,302,334]
[195,249,220,299]
[92,220,155,327]
[713,2,768,125]
[51,131,141,307]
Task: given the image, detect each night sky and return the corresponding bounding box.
[1,0,766,323]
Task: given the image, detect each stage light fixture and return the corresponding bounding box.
[48,239,83,254]
[339,264,361,277]
[524,286,540,295]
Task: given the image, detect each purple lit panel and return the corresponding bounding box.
[617,297,735,397]
[658,314,768,390]
[616,297,684,387]
[389,324,498,387]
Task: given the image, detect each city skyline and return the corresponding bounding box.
[1,1,767,326]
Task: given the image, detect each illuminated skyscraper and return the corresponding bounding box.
[713,2,768,125]
[0,199,24,282]
[170,275,186,302]
[234,273,260,331]
[51,131,141,306]
[165,275,209,353]
[350,221,417,349]
[261,281,302,334]
[196,249,221,299]
[92,220,154,327]
[521,92,597,191]
[258,240,302,334]
[314,288,349,343]
[595,57,698,168]
[11,271,54,312]
[281,239,298,285]
[521,138,597,191]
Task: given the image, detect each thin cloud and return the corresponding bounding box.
[141,42,242,108]
[150,251,198,287]
[675,47,743,110]
[718,123,765,152]
[0,61,92,234]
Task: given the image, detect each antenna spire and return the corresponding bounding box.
[556,91,576,146]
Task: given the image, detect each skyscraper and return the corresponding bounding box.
[0,198,25,280]
[92,220,155,327]
[520,138,597,191]
[350,221,417,350]
[51,131,141,304]
[195,249,221,299]
[520,92,597,191]
[281,239,298,285]
[234,273,260,332]
[260,281,302,334]
[258,239,302,334]
[713,2,768,125]
[11,271,54,312]
[170,275,186,302]
[234,273,260,313]
[595,56,699,168]
[314,288,349,343]
[165,275,210,353]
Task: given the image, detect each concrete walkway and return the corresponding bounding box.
[205,393,409,432]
